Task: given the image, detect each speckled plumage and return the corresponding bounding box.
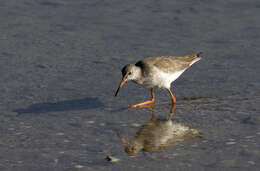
[135,53,201,76]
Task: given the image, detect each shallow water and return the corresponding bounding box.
[0,0,260,170]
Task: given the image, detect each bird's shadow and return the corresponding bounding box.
[14,97,104,116]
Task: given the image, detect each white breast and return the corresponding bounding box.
[153,69,185,89]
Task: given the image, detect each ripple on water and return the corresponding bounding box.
[226,142,236,145]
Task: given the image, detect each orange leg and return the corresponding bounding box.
[167,89,176,113]
[129,88,155,109]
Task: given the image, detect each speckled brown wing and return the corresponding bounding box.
[135,56,178,76]
[135,52,201,75]
[149,53,201,74]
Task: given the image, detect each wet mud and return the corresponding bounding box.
[0,0,260,170]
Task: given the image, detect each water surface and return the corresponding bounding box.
[0,0,259,170]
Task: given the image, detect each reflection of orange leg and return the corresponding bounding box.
[168,89,176,113]
[168,103,176,119]
[129,88,154,109]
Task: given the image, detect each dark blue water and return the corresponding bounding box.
[0,0,259,170]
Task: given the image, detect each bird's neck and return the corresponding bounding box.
[133,66,143,82]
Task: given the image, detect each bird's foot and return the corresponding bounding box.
[128,100,154,110]
[128,104,138,109]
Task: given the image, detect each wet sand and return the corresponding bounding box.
[0,0,260,170]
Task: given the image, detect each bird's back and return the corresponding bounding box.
[136,52,201,74]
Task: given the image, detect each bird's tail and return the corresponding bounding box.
[189,52,202,66]
[195,52,203,57]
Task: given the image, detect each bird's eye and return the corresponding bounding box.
[129,72,132,75]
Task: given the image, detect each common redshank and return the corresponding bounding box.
[115,52,202,110]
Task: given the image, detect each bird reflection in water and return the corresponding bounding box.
[117,104,202,157]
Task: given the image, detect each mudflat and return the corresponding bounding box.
[0,0,259,170]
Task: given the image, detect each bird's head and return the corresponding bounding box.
[115,64,140,96]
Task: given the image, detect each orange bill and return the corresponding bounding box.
[115,76,127,96]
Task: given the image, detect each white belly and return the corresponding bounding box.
[141,69,185,89]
